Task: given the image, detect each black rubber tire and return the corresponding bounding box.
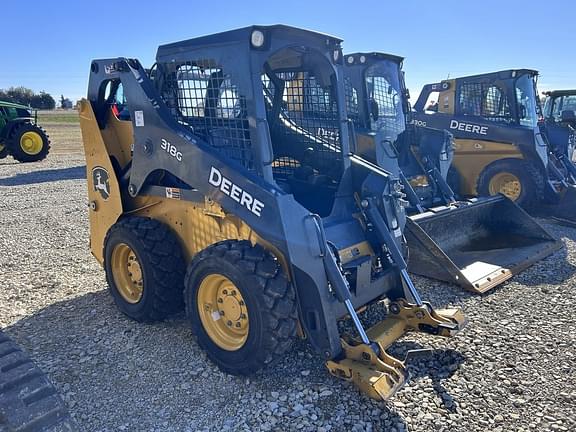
[6,123,50,163]
[185,240,298,375]
[0,331,77,431]
[446,167,462,198]
[104,217,186,322]
[477,158,540,208]
[0,143,8,159]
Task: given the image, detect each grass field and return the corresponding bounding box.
[38,110,80,124]
[37,110,83,155]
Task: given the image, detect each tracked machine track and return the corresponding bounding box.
[0,331,77,432]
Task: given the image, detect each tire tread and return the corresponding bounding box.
[7,122,51,163]
[104,217,186,322]
[0,331,77,431]
[184,240,298,375]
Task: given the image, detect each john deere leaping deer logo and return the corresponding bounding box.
[92,167,110,200]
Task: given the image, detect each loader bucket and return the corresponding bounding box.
[405,196,562,293]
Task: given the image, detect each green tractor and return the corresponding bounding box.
[0,100,50,162]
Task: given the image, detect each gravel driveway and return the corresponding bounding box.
[1,155,575,431]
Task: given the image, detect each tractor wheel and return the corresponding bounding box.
[185,240,298,375]
[7,122,50,163]
[0,142,8,159]
[104,217,186,322]
[0,331,78,431]
[477,159,540,208]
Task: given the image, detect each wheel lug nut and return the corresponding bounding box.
[223,290,228,295]
[235,322,241,328]
[217,298,223,303]
[227,321,232,326]
[231,290,236,296]
[220,310,225,316]
[240,314,246,319]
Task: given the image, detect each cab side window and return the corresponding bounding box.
[551,95,576,122]
[113,83,130,121]
[459,82,511,123]
[103,81,130,121]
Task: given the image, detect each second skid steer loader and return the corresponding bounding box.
[413,70,576,225]
[344,53,561,293]
[79,26,466,401]
[540,90,576,174]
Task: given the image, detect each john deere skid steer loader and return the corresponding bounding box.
[344,53,561,293]
[413,70,576,224]
[79,26,466,400]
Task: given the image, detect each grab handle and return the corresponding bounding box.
[306,213,327,257]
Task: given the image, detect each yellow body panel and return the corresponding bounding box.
[79,100,124,264]
[437,79,456,114]
[128,196,255,263]
[451,139,523,195]
[100,111,133,167]
[338,241,374,266]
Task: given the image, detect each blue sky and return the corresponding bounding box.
[2,1,574,103]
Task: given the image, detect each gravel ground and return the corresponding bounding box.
[1,155,576,431]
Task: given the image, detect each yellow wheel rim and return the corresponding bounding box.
[20,131,43,155]
[488,172,522,201]
[111,243,144,304]
[197,274,249,351]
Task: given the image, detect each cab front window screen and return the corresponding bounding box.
[515,75,538,128]
[364,63,405,139]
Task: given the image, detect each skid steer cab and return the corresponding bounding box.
[413,70,576,224]
[79,25,467,401]
[344,53,561,293]
[540,90,576,168]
